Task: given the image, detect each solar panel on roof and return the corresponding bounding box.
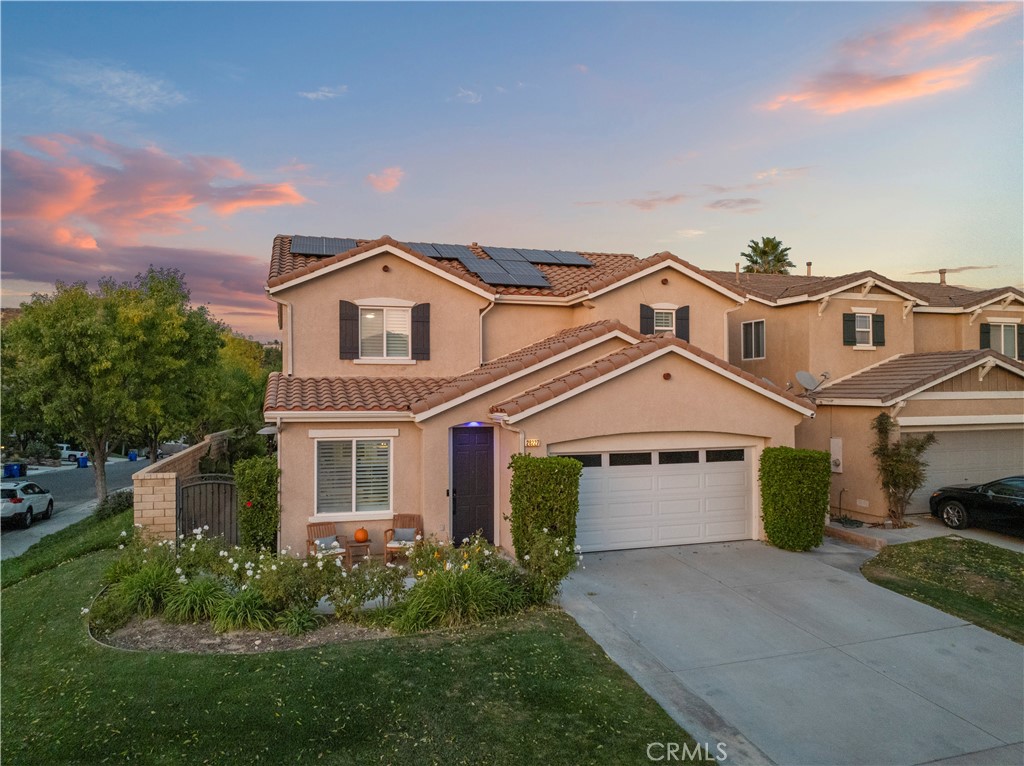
[548,250,594,266]
[503,270,551,287]
[513,248,561,264]
[482,246,527,262]
[290,236,359,256]
[403,242,442,259]
[431,243,476,260]
[454,256,552,288]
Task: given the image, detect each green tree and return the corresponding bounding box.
[741,236,795,274]
[871,413,937,528]
[2,272,223,500]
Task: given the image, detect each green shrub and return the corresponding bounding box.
[164,575,229,623]
[24,439,50,461]
[328,557,407,619]
[391,566,524,634]
[114,560,177,617]
[871,413,937,528]
[256,554,337,611]
[507,455,582,601]
[47,447,61,461]
[86,587,137,635]
[95,489,134,520]
[234,455,281,551]
[212,587,274,632]
[759,446,831,551]
[276,604,323,636]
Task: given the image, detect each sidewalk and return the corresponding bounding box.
[19,455,132,478]
[0,498,100,560]
[825,514,1024,553]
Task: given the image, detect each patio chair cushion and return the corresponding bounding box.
[315,535,343,552]
[393,527,417,542]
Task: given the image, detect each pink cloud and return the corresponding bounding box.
[366,166,404,193]
[845,3,1020,59]
[764,58,989,115]
[574,64,589,75]
[625,193,688,212]
[53,226,98,250]
[705,198,761,213]
[2,133,306,242]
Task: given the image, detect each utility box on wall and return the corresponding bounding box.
[829,437,843,473]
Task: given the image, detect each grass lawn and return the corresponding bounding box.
[861,536,1024,643]
[2,525,701,765]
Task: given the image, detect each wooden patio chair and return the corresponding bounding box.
[384,514,423,564]
[306,521,347,560]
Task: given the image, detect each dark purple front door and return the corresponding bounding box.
[451,426,494,543]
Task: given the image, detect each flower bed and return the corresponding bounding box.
[87,527,581,640]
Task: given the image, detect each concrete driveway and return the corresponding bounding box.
[561,541,1023,766]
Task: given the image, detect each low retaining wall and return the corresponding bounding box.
[133,430,232,539]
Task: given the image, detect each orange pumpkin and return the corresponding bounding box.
[354,527,369,543]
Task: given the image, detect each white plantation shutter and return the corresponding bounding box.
[360,309,384,357]
[316,439,391,514]
[317,441,353,513]
[355,440,390,512]
[384,310,410,358]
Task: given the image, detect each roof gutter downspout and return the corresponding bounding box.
[491,413,525,454]
[479,300,496,366]
[266,292,294,376]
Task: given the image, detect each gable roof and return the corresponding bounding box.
[490,334,815,421]
[812,350,1024,405]
[705,269,926,304]
[263,320,641,418]
[268,234,639,298]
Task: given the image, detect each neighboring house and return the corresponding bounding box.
[263,235,813,555]
[711,267,1024,522]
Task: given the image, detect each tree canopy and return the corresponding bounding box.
[2,269,224,499]
[740,236,795,274]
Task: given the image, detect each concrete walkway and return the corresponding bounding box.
[826,514,1024,554]
[561,540,1024,766]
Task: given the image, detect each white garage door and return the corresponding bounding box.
[908,429,1024,514]
[559,448,753,552]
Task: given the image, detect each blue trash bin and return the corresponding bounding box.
[77,455,89,468]
[128,450,138,462]
[16,463,27,477]
[2,464,14,479]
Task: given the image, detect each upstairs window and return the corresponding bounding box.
[981,322,1021,359]
[360,307,410,359]
[742,320,766,360]
[340,301,430,361]
[654,310,675,333]
[843,312,885,348]
[640,304,690,341]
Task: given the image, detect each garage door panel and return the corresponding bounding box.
[907,429,1024,514]
[568,446,754,551]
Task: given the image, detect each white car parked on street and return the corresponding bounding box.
[1,480,54,528]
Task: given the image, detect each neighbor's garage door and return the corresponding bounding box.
[908,429,1024,514]
[558,448,753,552]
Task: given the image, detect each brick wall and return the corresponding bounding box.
[132,430,232,539]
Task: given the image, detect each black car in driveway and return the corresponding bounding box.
[929,476,1024,531]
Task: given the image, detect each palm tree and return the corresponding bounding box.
[741,236,795,274]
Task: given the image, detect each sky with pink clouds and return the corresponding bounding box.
[2,2,1021,340]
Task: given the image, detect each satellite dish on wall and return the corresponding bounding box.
[796,370,822,391]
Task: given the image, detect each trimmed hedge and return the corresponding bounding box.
[759,446,830,551]
[507,454,583,600]
[234,455,281,550]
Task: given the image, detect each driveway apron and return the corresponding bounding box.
[560,540,1024,766]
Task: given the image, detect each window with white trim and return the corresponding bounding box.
[989,323,1017,358]
[316,439,391,514]
[360,308,410,359]
[742,320,765,360]
[855,313,872,346]
[653,310,675,334]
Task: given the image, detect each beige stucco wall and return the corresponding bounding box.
[914,307,1023,353]
[274,252,492,378]
[726,302,810,388]
[573,269,740,357]
[482,303,574,361]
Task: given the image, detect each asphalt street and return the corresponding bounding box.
[1,457,152,559]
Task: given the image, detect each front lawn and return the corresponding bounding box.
[2,547,700,765]
[861,536,1024,643]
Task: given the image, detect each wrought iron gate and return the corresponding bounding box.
[177,473,238,545]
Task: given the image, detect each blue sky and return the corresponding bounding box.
[2,2,1021,339]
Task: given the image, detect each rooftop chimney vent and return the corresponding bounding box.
[938,268,947,285]
[806,262,812,276]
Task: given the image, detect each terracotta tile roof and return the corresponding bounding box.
[409,320,642,414]
[263,320,641,414]
[704,269,929,302]
[268,234,641,297]
[264,373,455,412]
[892,281,1024,308]
[490,334,814,417]
[588,251,746,300]
[814,350,1024,403]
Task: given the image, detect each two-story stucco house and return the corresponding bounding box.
[710,267,1024,519]
[262,235,816,556]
